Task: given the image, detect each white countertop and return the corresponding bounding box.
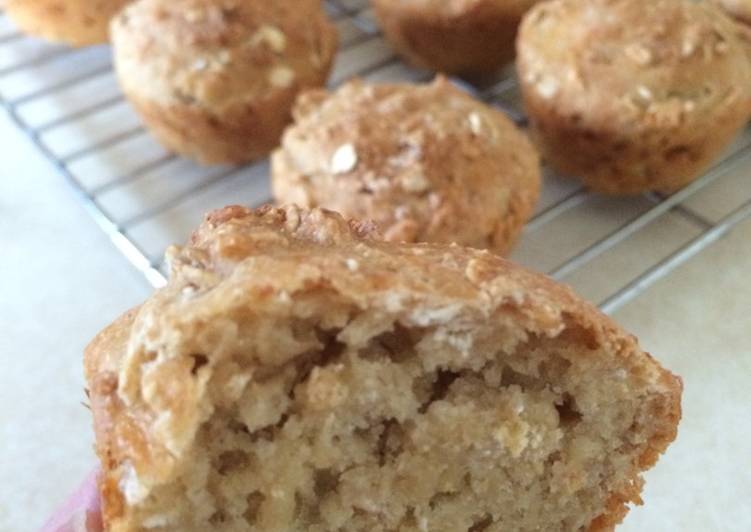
[1,109,750,531]
[0,114,150,530]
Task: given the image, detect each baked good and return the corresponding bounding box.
[372,0,542,76]
[517,0,751,195]
[85,204,681,532]
[6,0,132,46]
[711,0,751,24]
[110,0,337,165]
[271,78,540,255]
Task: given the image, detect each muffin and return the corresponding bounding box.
[110,0,338,165]
[6,0,133,46]
[271,78,540,255]
[86,204,681,532]
[712,0,751,24]
[372,0,542,76]
[517,0,751,195]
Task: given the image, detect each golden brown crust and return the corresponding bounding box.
[6,0,132,46]
[372,0,542,76]
[86,205,681,531]
[271,78,541,255]
[85,308,138,531]
[110,0,337,165]
[517,0,751,195]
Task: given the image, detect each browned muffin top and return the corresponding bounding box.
[272,78,540,253]
[518,0,751,132]
[111,0,337,111]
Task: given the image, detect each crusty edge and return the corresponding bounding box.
[589,367,682,531]
[85,308,140,532]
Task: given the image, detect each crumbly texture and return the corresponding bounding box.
[6,0,132,46]
[712,0,751,24]
[110,0,337,165]
[517,0,751,195]
[373,0,542,76]
[271,78,540,255]
[86,205,681,532]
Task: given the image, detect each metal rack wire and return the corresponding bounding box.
[1,0,750,314]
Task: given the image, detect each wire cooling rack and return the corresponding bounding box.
[1,0,750,314]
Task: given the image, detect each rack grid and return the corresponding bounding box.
[1,0,750,314]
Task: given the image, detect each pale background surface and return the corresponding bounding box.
[1,110,750,531]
